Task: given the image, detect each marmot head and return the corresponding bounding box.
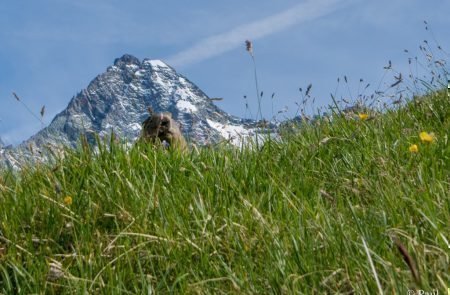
[140,108,187,150]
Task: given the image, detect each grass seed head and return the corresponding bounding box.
[245,40,253,55]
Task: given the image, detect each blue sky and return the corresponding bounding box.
[1,0,449,145]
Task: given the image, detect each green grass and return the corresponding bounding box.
[0,91,449,294]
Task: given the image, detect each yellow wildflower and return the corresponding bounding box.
[419,131,435,143]
[358,113,369,120]
[409,144,419,153]
[63,196,73,206]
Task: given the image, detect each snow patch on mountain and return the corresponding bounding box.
[207,119,256,146]
[147,60,169,68]
[176,100,197,112]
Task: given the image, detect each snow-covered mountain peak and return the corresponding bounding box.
[0,54,263,168]
[0,54,266,166]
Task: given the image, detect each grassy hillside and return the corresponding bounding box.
[0,91,448,294]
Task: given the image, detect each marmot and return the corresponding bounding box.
[140,109,187,151]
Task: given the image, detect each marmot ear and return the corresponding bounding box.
[147,107,154,115]
[142,116,152,126]
[162,112,172,118]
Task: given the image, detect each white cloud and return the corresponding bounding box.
[166,0,348,67]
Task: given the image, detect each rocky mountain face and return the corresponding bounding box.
[0,54,261,169]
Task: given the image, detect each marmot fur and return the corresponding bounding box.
[140,109,187,151]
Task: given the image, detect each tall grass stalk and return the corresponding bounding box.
[245,40,262,122]
[12,92,45,128]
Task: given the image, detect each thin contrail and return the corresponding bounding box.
[166,0,347,67]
